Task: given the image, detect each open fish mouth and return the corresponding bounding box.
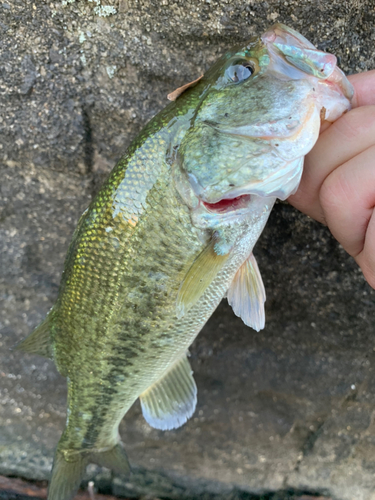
[202,194,252,214]
[191,189,275,230]
[263,23,354,101]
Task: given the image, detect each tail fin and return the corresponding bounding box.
[48,451,88,500]
[48,444,130,500]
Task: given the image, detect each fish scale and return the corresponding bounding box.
[17,24,353,500]
[54,133,205,453]
[56,151,271,455]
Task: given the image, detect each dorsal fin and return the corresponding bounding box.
[167,75,204,101]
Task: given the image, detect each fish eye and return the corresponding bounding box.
[225,60,254,83]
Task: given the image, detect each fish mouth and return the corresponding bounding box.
[192,192,257,229]
[263,23,354,101]
[202,194,252,214]
[191,190,275,230]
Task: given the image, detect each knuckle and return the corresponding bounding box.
[319,168,348,214]
[334,105,375,142]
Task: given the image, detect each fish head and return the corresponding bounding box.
[174,24,353,230]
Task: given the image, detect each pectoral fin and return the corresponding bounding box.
[227,253,266,332]
[176,238,229,318]
[140,355,197,430]
[13,313,53,359]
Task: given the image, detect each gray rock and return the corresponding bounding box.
[1,1,375,499]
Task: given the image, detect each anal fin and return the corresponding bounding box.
[227,253,266,332]
[90,442,130,475]
[140,355,197,430]
[14,312,53,359]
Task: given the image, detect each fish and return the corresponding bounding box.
[16,24,353,500]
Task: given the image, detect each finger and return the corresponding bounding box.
[348,70,375,108]
[356,210,375,289]
[319,120,332,134]
[319,144,375,257]
[288,105,375,222]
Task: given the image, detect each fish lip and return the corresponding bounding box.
[262,24,354,102]
[324,68,354,101]
[262,23,316,50]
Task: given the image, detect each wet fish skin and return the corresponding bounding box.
[17,24,353,500]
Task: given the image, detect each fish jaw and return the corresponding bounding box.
[262,23,354,120]
[262,24,336,79]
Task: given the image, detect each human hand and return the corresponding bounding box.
[288,69,375,288]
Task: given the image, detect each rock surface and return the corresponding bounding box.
[1,1,375,500]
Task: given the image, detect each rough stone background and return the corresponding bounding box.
[1,1,375,499]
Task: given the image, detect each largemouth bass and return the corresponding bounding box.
[17,24,353,500]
